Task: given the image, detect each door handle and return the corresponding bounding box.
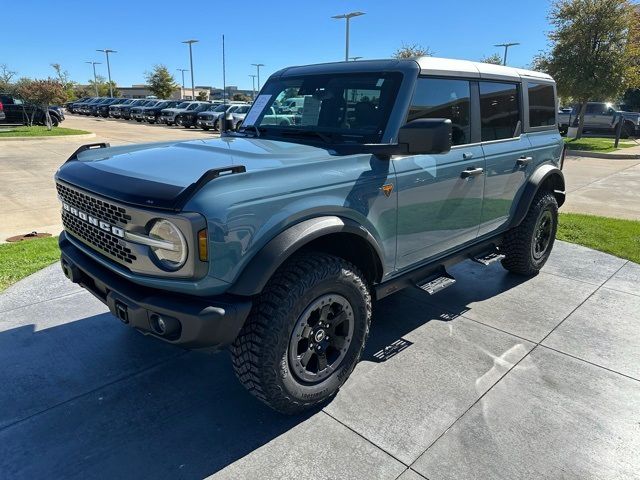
[460,167,484,179]
[517,156,533,166]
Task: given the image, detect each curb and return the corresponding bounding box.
[565,149,640,160]
[0,132,96,142]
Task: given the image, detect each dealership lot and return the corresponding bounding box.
[0,116,215,241]
[0,241,638,479]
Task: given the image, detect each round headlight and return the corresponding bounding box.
[148,219,187,270]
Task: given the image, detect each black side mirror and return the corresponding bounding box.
[398,118,452,155]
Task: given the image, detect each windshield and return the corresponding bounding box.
[212,104,228,112]
[177,102,190,109]
[241,72,402,143]
[186,103,200,110]
[235,106,251,114]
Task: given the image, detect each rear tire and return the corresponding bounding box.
[501,191,558,276]
[230,252,372,414]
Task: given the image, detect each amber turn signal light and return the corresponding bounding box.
[198,229,208,261]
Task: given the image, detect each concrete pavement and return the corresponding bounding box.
[0,115,216,241]
[0,241,638,479]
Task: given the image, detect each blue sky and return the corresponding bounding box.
[1,0,553,90]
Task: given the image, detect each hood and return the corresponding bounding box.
[55,137,335,210]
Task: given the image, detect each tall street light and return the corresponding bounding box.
[249,74,257,100]
[251,63,264,92]
[85,61,101,96]
[177,68,189,98]
[182,40,199,99]
[494,42,520,66]
[96,49,117,97]
[331,11,365,61]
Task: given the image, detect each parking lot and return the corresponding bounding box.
[0,115,216,241]
[0,241,638,479]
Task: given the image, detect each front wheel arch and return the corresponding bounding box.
[227,216,384,297]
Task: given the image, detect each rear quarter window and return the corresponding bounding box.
[528,82,556,127]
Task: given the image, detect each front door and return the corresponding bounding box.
[394,77,485,271]
[476,81,531,236]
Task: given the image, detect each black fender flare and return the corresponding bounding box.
[228,216,384,296]
[509,164,565,228]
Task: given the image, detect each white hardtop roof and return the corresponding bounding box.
[416,56,553,82]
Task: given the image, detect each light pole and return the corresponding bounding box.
[251,63,264,92]
[182,40,198,99]
[85,61,101,96]
[249,74,257,100]
[96,49,117,96]
[494,42,520,66]
[331,11,365,61]
[177,68,189,98]
[349,56,363,61]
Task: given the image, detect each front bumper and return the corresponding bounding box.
[59,232,252,351]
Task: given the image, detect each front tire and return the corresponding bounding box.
[501,191,558,276]
[231,253,372,414]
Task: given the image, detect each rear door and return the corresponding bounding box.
[477,80,531,236]
[394,77,485,270]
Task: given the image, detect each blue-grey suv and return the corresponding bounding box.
[55,57,565,413]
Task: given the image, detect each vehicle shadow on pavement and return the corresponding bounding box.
[0,267,529,479]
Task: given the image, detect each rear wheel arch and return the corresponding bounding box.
[510,164,565,228]
[228,216,384,297]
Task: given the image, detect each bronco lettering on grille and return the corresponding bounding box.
[62,202,125,238]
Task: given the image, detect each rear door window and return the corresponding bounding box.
[408,78,471,146]
[479,81,521,141]
[528,82,556,127]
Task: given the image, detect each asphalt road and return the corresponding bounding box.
[1,241,638,479]
[1,116,639,242]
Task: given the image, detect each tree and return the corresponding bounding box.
[534,0,640,138]
[15,78,67,129]
[88,75,120,97]
[622,88,640,110]
[481,53,504,65]
[0,64,17,91]
[196,91,208,101]
[145,65,178,99]
[51,63,76,101]
[393,43,434,59]
[232,93,251,102]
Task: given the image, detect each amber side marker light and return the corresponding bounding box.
[198,229,208,261]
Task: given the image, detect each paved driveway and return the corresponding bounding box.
[1,241,638,479]
[0,115,215,241]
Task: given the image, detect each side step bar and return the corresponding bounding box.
[471,249,505,266]
[416,269,456,295]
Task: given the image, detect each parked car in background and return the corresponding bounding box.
[121,99,156,120]
[65,97,90,114]
[142,100,183,123]
[108,98,136,118]
[231,105,298,130]
[131,100,162,122]
[0,92,65,126]
[175,103,217,128]
[88,98,117,116]
[159,101,208,126]
[558,102,640,137]
[55,57,564,414]
[76,97,105,115]
[95,98,123,118]
[196,104,241,130]
[0,100,5,122]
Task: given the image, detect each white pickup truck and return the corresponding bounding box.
[558,102,640,138]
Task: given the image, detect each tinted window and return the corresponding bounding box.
[479,82,521,141]
[528,83,556,127]
[585,103,606,115]
[408,78,471,146]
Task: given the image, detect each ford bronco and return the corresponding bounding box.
[56,57,565,414]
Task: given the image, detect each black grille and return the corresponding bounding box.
[56,183,131,225]
[62,211,136,264]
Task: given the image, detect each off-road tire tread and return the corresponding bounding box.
[501,190,558,275]
[230,252,371,414]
